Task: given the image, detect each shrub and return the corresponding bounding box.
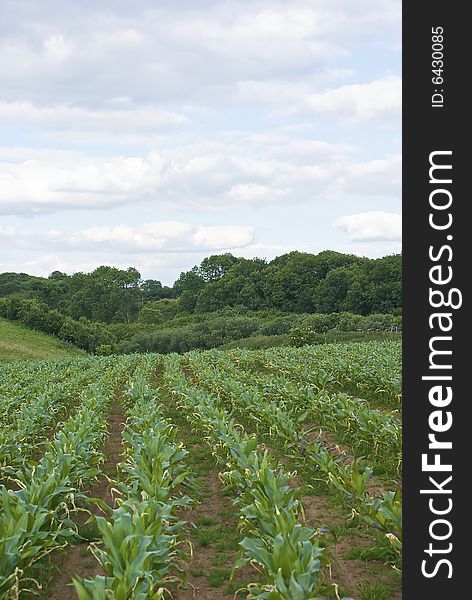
[290,312,402,346]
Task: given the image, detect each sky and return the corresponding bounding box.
[0,0,401,285]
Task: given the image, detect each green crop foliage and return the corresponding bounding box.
[1,340,401,598]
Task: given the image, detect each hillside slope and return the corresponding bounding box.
[0,318,85,362]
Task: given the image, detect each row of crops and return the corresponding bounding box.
[0,356,136,477]
[0,340,402,599]
[0,355,140,596]
[74,362,193,599]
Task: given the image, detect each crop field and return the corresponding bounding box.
[0,340,402,600]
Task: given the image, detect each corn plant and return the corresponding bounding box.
[74,367,192,599]
[0,382,112,598]
[238,532,325,599]
[73,500,180,600]
[163,356,338,599]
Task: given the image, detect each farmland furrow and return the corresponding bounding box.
[178,352,402,585]
[47,387,127,600]
[163,355,340,600]
[0,340,403,599]
[155,373,264,599]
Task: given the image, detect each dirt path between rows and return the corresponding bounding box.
[155,365,262,599]
[47,389,126,600]
[174,468,236,600]
[180,361,402,600]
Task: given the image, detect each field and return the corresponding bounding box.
[0,318,85,362]
[0,340,402,600]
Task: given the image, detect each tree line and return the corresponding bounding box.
[0,250,401,354]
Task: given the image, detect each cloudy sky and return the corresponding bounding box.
[0,0,401,285]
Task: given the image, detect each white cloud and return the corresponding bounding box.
[0,142,400,216]
[0,102,187,132]
[43,34,73,61]
[332,154,401,197]
[1,221,255,254]
[11,254,72,275]
[71,222,193,250]
[226,183,288,203]
[0,226,16,240]
[0,1,400,107]
[66,222,254,252]
[304,76,401,121]
[192,225,254,249]
[0,1,401,280]
[0,150,169,214]
[334,211,401,241]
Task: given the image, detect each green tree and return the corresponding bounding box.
[173,270,205,311]
[137,302,163,324]
[197,254,240,282]
[68,266,141,323]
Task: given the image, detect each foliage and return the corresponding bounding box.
[0,251,401,355]
[120,315,262,354]
[0,340,401,596]
[0,298,116,354]
[0,252,401,326]
[74,366,192,599]
[0,317,84,362]
[0,381,113,597]
[289,313,401,346]
[163,357,336,599]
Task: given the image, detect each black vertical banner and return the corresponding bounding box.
[403,2,467,598]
